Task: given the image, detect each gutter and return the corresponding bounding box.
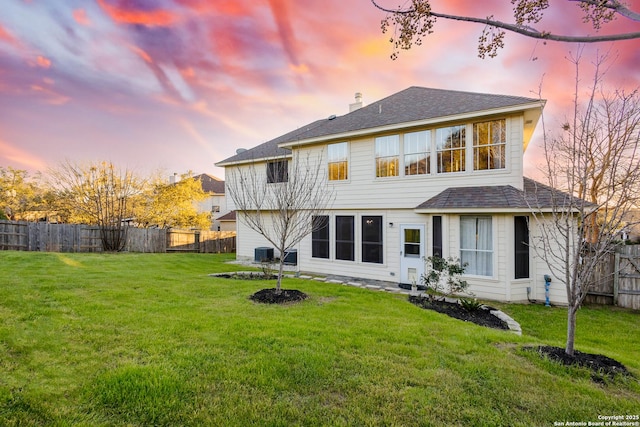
[278,101,544,149]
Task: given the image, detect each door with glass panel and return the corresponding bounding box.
[400,225,425,285]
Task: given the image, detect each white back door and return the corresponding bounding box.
[399,224,425,285]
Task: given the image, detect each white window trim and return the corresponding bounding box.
[327,141,350,183]
[471,119,508,172]
[309,213,387,267]
[374,135,400,179]
[459,215,495,278]
[401,130,431,178]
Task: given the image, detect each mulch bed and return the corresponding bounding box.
[524,345,633,381]
[410,295,633,381]
[250,288,308,304]
[408,295,508,330]
[215,272,277,280]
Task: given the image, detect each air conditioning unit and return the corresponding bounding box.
[283,249,297,265]
[254,247,274,262]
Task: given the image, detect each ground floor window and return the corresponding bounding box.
[362,216,383,263]
[432,215,442,258]
[336,216,355,261]
[514,216,530,279]
[312,216,329,259]
[460,216,493,276]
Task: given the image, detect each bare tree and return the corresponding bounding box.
[372,0,640,58]
[531,51,640,356]
[49,160,147,251]
[225,151,334,293]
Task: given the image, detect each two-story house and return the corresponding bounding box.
[217,86,568,304]
[190,173,236,231]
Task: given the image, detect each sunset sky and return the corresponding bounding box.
[1,0,638,180]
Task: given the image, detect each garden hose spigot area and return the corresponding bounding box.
[544,275,552,307]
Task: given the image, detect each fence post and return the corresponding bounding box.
[613,251,620,306]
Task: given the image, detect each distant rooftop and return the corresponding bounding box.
[194,173,225,194]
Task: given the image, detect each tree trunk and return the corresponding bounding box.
[565,304,578,356]
[276,257,284,294]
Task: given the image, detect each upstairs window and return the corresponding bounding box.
[328,142,348,181]
[404,130,430,176]
[266,160,288,183]
[375,135,399,177]
[436,125,466,173]
[474,119,506,170]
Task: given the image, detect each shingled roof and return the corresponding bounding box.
[279,86,540,145]
[415,178,587,211]
[217,86,542,166]
[194,173,225,194]
[216,119,326,166]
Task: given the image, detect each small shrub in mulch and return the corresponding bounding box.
[250,288,308,304]
[215,272,277,280]
[524,345,633,382]
[409,295,508,330]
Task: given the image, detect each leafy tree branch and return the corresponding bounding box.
[372,0,640,58]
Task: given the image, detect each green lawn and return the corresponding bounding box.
[0,252,638,426]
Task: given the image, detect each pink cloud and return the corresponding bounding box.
[0,137,48,171]
[35,55,51,68]
[174,0,250,15]
[30,84,70,105]
[128,44,153,64]
[97,0,178,27]
[0,24,15,44]
[73,8,91,26]
[267,0,300,65]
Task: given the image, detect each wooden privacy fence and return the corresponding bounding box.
[0,220,235,254]
[586,244,640,310]
[165,229,236,254]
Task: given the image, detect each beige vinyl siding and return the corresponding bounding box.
[506,213,535,302]
[295,115,527,211]
[235,214,283,260]
[301,209,419,282]
[529,216,570,305]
